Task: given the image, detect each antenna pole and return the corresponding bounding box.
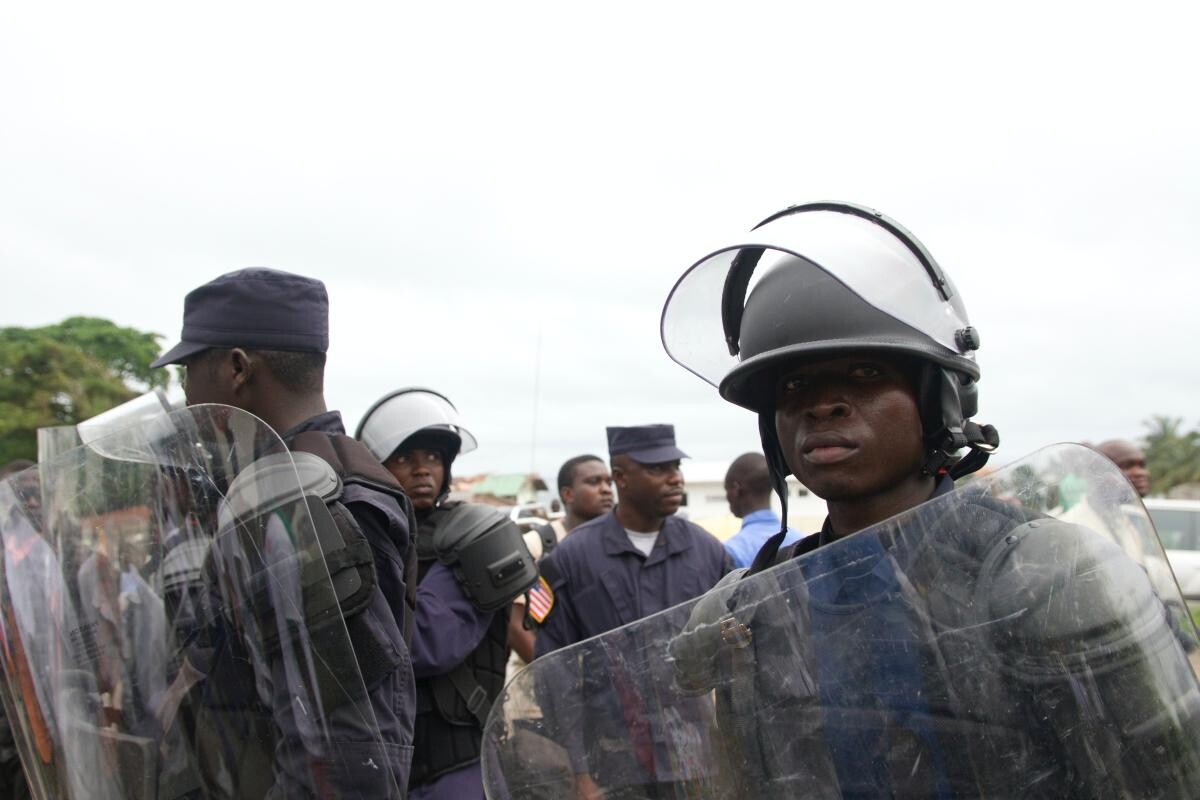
[530,327,542,474]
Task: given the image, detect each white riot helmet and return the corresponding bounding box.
[355,388,477,501]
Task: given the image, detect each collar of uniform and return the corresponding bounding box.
[280,410,346,443]
[601,511,693,563]
[816,475,956,548]
[740,508,778,528]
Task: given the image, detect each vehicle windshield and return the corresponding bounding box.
[1151,507,1200,550]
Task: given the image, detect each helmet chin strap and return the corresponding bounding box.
[922,419,1000,479]
[747,412,793,576]
[919,364,999,481]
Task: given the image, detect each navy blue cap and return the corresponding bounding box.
[606,424,689,464]
[151,267,329,368]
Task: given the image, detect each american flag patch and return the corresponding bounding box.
[526,576,555,624]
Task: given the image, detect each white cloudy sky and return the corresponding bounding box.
[2,2,1198,480]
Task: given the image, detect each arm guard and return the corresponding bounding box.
[982,518,1200,797]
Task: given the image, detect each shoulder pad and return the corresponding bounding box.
[291,431,404,497]
[432,504,538,612]
[219,451,341,528]
[290,452,343,501]
[431,503,510,556]
[980,518,1165,668]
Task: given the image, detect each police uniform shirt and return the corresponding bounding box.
[532,510,729,785]
[535,510,731,658]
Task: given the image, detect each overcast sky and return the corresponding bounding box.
[2,2,1198,481]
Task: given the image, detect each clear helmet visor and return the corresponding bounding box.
[356,388,478,463]
[661,206,975,388]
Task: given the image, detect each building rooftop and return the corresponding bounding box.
[469,473,548,498]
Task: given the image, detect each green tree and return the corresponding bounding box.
[0,317,168,464]
[1143,415,1200,495]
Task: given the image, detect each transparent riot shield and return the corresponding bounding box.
[0,404,405,799]
[484,444,1200,799]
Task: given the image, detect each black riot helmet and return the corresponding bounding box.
[355,387,478,504]
[661,202,999,542]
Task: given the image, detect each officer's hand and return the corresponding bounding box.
[574,772,604,800]
[157,656,205,733]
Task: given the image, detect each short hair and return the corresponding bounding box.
[0,459,35,479]
[725,452,772,496]
[197,347,325,394]
[1095,439,1144,460]
[558,454,604,491]
[251,349,326,393]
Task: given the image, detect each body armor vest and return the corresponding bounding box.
[410,503,511,787]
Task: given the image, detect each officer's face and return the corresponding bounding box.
[774,353,925,503]
[1099,441,1150,497]
[180,350,236,407]
[563,460,614,520]
[386,447,445,511]
[613,457,685,519]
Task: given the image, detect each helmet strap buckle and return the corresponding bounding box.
[922,421,1000,479]
[921,426,967,477]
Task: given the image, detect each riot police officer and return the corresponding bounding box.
[357,388,535,800]
[659,202,1200,797]
[152,267,415,796]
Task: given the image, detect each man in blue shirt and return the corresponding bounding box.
[721,452,800,568]
[536,425,731,655]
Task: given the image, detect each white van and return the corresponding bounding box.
[1145,498,1200,600]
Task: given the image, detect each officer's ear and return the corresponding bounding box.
[228,348,255,393]
[610,457,629,490]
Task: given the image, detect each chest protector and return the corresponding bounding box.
[410,504,515,786]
